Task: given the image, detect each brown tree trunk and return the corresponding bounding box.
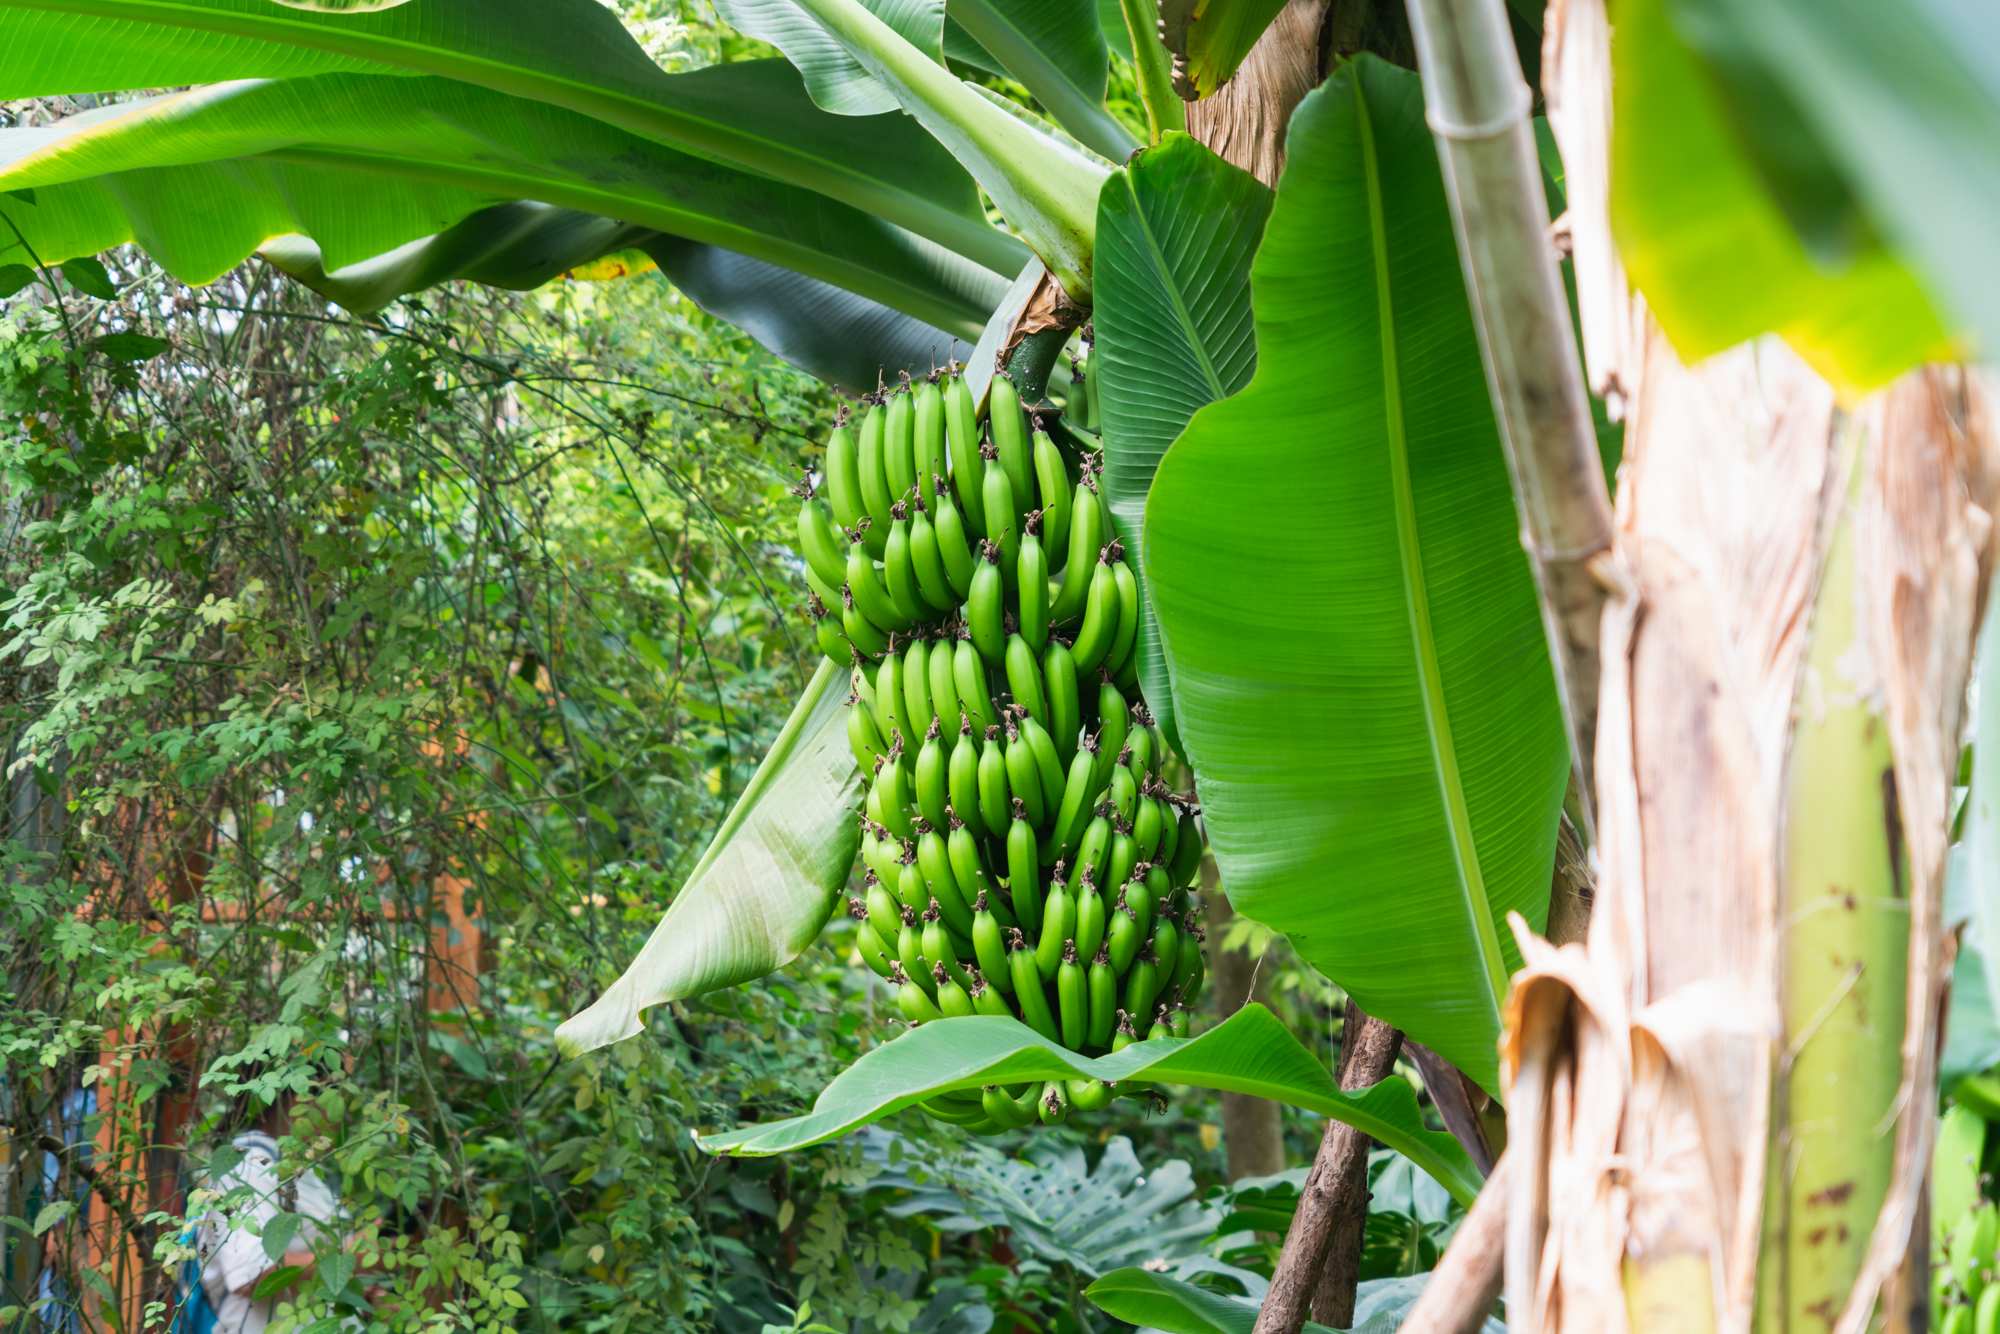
[1182,0,1328,188]
[1201,877,1285,1181]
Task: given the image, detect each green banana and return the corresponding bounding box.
[989,374,1035,516]
[1124,944,1160,1029]
[1051,475,1104,623]
[931,477,977,599]
[1169,802,1204,886]
[846,537,910,633]
[953,638,1001,736]
[914,718,949,832]
[884,381,917,503]
[1108,886,1141,974]
[846,694,888,773]
[981,1084,1036,1130]
[896,916,931,995]
[1126,710,1155,780]
[1106,826,1137,901]
[1095,678,1128,789]
[1006,634,1051,729]
[970,972,1015,1018]
[878,742,916,840]
[1037,1081,1068,1124]
[883,504,932,624]
[1109,766,1138,825]
[1017,713,1070,823]
[825,408,868,533]
[901,638,934,745]
[1152,908,1181,986]
[1074,866,1107,964]
[981,443,1021,577]
[1075,811,1112,891]
[1032,428,1071,560]
[1007,807,1043,925]
[842,591,891,657]
[1168,908,1204,999]
[923,911,975,991]
[919,828,974,936]
[1067,1077,1114,1111]
[968,542,1007,665]
[1008,930,1060,1044]
[1108,558,1140,673]
[1083,343,1101,431]
[1043,640,1080,765]
[928,635,961,740]
[910,501,958,614]
[948,818,999,923]
[1110,1012,1139,1053]
[1139,865,1168,935]
[949,719,984,838]
[896,858,929,919]
[935,966,977,1018]
[894,961,944,1023]
[856,399,892,556]
[1087,943,1118,1047]
[1018,510,1052,651]
[945,370,984,533]
[1050,735,1103,865]
[848,899,894,979]
[1071,556,1121,673]
[815,603,851,662]
[914,374,948,505]
[1036,877,1075,981]
[1155,791,1180,871]
[1149,1007,1176,1041]
[972,890,1013,990]
[875,650,913,756]
[1004,715,1048,826]
[978,728,1012,834]
[1056,940,1086,1050]
[796,486,851,590]
[866,876,902,942]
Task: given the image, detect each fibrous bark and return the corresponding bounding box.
[1183,0,1328,188]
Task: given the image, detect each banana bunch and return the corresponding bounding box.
[794,362,1206,1134]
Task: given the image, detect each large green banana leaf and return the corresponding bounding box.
[713,0,947,116]
[1091,132,1270,761]
[555,657,862,1054]
[0,75,1006,339]
[0,3,1027,275]
[1143,57,1568,1096]
[1612,0,1954,390]
[942,0,1137,162]
[699,1003,1483,1206]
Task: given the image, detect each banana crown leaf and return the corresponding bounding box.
[1092,132,1271,762]
[1612,0,1956,390]
[697,1004,1483,1206]
[1144,57,1568,1096]
[860,1129,1219,1275]
[0,73,1007,339]
[555,657,862,1055]
[0,3,1027,274]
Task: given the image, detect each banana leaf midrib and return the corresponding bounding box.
[255,144,993,339]
[943,0,1138,164]
[0,0,1030,276]
[1355,76,1510,1016]
[1113,165,1227,400]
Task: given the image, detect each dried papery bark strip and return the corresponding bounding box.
[1397,1152,1510,1334]
[1249,1001,1401,1334]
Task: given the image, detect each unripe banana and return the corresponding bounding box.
[1141,864,1171,929]
[914,719,950,833]
[1008,929,1060,1044]
[945,371,984,533]
[896,858,928,919]
[920,828,975,937]
[1037,1080,1068,1124]
[846,695,888,773]
[816,607,851,663]
[1112,650,1140,695]
[866,876,902,942]
[1006,806,1043,925]
[1050,734,1103,865]
[856,399,892,556]
[1168,910,1204,999]
[1148,1006,1175,1042]
[1075,810,1112,890]
[883,504,931,625]
[977,727,1012,834]
[901,638,933,744]
[1169,803,1203,886]
[934,962,976,1018]
[1018,510,1051,651]
[848,899,894,979]
[948,817,1002,925]
[1056,940,1086,1050]
[970,972,1016,1018]
[884,381,917,503]
[972,891,1012,991]
[1051,476,1104,623]
[980,446,1020,582]
[1067,1078,1114,1111]
[896,916,931,995]
[1006,634,1051,729]
[1108,559,1141,674]
[1074,866,1107,965]
[1125,944,1161,1028]
[846,535,909,633]
[1154,791,1180,871]
[1095,678,1128,789]
[1106,825,1137,901]
[949,721,984,838]
[841,589,891,657]
[878,743,916,840]
[1126,711,1156,782]
[968,542,1006,665]
[928,634,961,738]
[1032,428,1071,560]
[1109,764,1138,825]
[931,477,977,600]
[923,912,974,991]
[875,651,913,757]
[1108,886,1141,974]
[1043,640,1080,765]
[825,409,868,533]
[1003,716,1047,826]
[952,638,1001,736]
[797,488,851,590]
[1036,877,1075,981]
[1152,907,1181,985]
[914,375,948,505]
[1169,1006,1191,1039]
[1110,1012,1139,1053]
[910,501,957,614]
[982,1084,1037,1129]
[1087,943,1118,1047]
[893,961,944,1023]
[1017,713,1068,818]
[989,374,1034,517]
[1071,557,1120,673]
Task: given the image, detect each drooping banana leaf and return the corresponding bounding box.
[555,657,862,1054]
[1155,0,1290,100]
[1091,132,1270,762]
[0,2,1027,274]
[942,0,1137,162]
[1611,0,1955,390]
[712,0,947,116]
[0,75,1007,339]
[1143,57,1568,1096]
[697,1004,1483,1206]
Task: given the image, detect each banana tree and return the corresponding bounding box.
[12,0,2000,1328]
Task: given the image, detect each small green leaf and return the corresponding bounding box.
[697,1004,1482,1205]
[59,256,116,298]
[316,1252,356,1298]
[31,1202,75,1236]
[95,332,169,362]
[250,1267,307,1302]
[0,264,34,298]
[262,1212,304,1264]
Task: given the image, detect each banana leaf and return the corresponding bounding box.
[1085,1269,1502,1334]
[698,1003,1483,1206]
[943,0,1137,162]
[1091,132,1270,761]
[1143,57,1568,1096]
[0,75,1007,339]
[555,657,863,1054]
[0,2,1026,274]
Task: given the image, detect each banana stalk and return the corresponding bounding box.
[781,0,1110,300]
